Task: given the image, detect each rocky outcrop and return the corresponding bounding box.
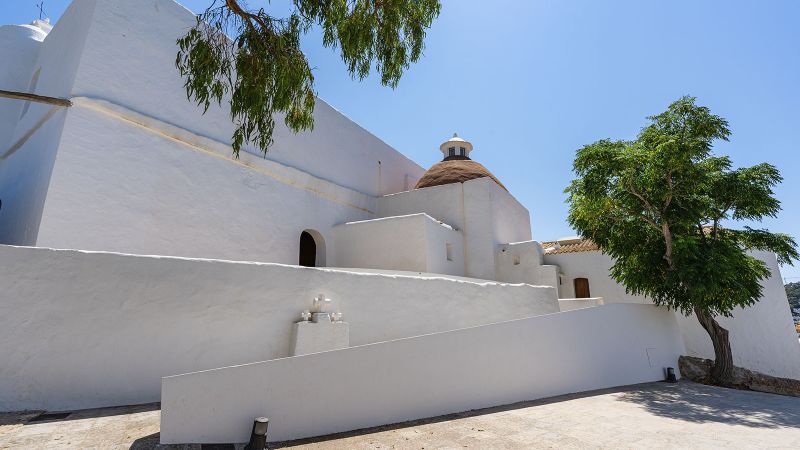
[679,355,800,397]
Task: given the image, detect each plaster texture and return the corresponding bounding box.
[377,177,532,281]
[332,213,463,276]
[496,240,560,287]
[0,22,47,150]
[35,101,371,264]
[0,244,558,412]
[291,321,350,356]
[0,0,95,246]
[0,0,425,260]
[545,249,800,379]
[160,303,685,444]
[558,297,605,312]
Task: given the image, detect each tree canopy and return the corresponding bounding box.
[566,96,798,383]
[787,281,800,310]
[177,0,441,156]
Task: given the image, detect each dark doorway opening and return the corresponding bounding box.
[574,277,591,298]
[299,231,317,267]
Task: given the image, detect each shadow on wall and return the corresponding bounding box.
[617,382,800,429]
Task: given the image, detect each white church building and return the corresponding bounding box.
[1,0,798,444]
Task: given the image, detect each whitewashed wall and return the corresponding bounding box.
[545,249,800,379]
[674,251,800,379]
[2,0,426,258]
[0,244,558,412]
[496,240,559,287]
[69,0,424,197]
[332,214,463,276]
[160,303,685,444]
[377,177,533,281]
[544,250,646,302]
[0,23,47,150]
[0,0,96,246]
[36,104,369,264]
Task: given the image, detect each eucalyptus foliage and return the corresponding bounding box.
[177,0,441,156]
[566,96,797,382]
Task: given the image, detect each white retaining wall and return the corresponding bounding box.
[0,244,558,412]
[161,303,685,444]
[545,249,800,379]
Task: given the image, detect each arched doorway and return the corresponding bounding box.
[299,230,325,267]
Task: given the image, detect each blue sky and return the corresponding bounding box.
[4,0,800,281]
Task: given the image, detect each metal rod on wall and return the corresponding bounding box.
[0,89,72,108]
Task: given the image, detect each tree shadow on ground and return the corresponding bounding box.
[617,381,800,429]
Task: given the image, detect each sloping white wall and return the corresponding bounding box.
[0,244,558,412]
[160,303,685,444]
[545,249,800,379]
[69,0,424,196]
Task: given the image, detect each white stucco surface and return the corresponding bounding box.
[35,101,371,263]
[0,244,558,412]
[332,214,463,276]
[546,249,800,379]
[1,0,425,259]
[0,23,47,150]
[377,177,532,281]
[496,240,559,287]
[160,303,685,444]
[0,0,95,246]
[69,0,424,197]
[674,251,800,379]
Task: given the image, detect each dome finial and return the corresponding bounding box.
[439,133,473,161]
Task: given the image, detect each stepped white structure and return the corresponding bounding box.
[0,0,797,444]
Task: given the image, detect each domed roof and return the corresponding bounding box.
[414,159,507,191]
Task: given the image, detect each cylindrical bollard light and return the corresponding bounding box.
[245,417,269,450]
[665,367,677,383]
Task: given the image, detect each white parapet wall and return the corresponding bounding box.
[161,303,685,444]
[0,244,558,412]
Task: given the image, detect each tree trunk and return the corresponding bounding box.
[694,306,735,385]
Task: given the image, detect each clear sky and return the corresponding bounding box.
[3,0,799,281]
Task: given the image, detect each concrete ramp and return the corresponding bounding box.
[160,303,685,444]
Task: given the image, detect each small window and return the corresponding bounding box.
[446,243,454,261]
[513,255,521,266]
[448,147,455,157]
[459,146,466,156]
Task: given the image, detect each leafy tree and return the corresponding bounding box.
[787,282,800,310]
[177,0,441,156]
[566,96,798,385]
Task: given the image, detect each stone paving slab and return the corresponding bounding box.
[1,381,799,449]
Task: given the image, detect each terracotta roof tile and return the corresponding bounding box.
[541,239,600,255]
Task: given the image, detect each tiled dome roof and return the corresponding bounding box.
[414,159,507,191]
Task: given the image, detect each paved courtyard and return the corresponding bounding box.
[1,381,798,449]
